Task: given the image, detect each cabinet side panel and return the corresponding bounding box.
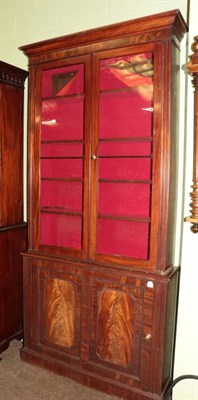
[1,83,24,225]
[162,271,179,386]
[166,40,180,266]
[0,225,27,350]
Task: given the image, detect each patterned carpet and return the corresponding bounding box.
[0,340,118,400]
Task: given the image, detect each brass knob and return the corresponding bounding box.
[92,155,97,160]
[144,333,152,341]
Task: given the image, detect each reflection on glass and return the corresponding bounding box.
[42,64,84,98]
[41,97,84,141]
[100,53,153,99]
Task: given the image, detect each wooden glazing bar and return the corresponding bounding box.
[97,214,151,223]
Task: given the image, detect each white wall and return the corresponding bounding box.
[173,1,198,399]
[0,1,197,399]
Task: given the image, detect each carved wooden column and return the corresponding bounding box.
[185,37,198,232]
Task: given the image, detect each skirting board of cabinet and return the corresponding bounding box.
[20,347,169,400]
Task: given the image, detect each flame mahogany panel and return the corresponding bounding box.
[38,266,83,357]
[45,278,75,347]
[97,289,134,367]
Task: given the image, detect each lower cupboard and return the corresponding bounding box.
[21,254,179,400]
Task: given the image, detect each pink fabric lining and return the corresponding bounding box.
[40,213,82,249]
[98,183,150,217]
[41,143,83,157]
[99,158,151,180]
[99,91,153,138]
[41,159,83,179]
[41,97,84,141]
[97,219,149,259]
[41,181,83,211]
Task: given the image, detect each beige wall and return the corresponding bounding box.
[0,1,197,399]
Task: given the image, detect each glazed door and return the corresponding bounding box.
[90,44,162,267]
[32,55,91,258]
[32,46,162,266]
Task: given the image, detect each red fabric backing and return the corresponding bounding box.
[40,213,82,249]
[41,97,84,141]
[98,141,152,156]
[97,219,149,259]
[99,158,151,180]
[41,181,83,211]
[98,183,150,217]
[41,143,83,157]
[41,159,83,179]
[99,91,152,138]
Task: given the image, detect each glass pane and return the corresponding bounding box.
[95,52,154,260]
[40,61,85,251]
[42,64,84,98]
[100,53,153,92]
[99,91,153,138]
[98,183,150,217]
[41,143,83,158]
[97,219,149,259]
[99,158,151,180]
[41,159,83,179]
[40,214,82,249]
[98,141,151,157]
[41,97,84,141]
[41,181,83,212]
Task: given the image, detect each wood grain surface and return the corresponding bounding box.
[97,289,133,366]
[45,278,74,347]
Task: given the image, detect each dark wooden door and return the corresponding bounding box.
[0,82,24,226]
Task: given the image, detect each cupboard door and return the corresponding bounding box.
[89,276,154,389]
[33,56,91,258]
[28,260,83,360]
[90,45,161,267]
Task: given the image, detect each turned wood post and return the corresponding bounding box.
[185,36,198,233]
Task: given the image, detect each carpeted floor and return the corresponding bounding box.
[0,340,120,400]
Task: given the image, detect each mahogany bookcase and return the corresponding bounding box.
[19,9,187,400]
